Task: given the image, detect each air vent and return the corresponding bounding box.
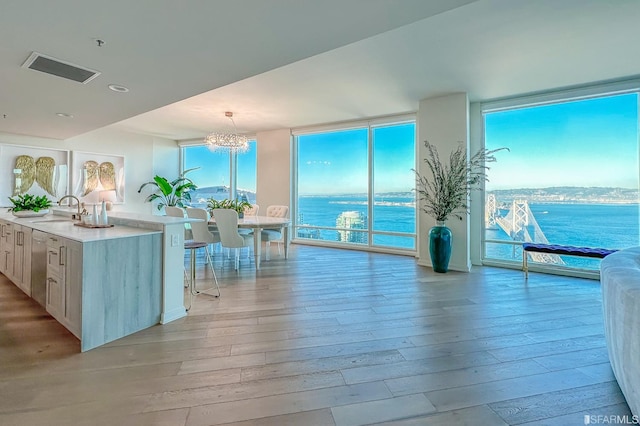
[22,52,101,84]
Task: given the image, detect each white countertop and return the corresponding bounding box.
[107,210,196,225]
[0,210,163,243]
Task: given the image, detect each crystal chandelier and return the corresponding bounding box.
[204,111,249,153]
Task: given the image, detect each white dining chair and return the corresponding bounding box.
[244,204,259,216]
[238,204,259,238]
[212,208,254,270]
[261,205,289,260]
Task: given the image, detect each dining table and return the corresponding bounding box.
[208,215,291,270]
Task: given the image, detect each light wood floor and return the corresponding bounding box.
[0,245,632,426]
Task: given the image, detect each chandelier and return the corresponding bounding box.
[204,111,249,153]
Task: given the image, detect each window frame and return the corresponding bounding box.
[179,139,257,205]
[478,79,640,278]
[291,114,417,254]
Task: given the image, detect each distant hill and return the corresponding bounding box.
[191,186,256,202]
[489,186,638,204]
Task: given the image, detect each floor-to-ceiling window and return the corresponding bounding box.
[483,89,640,273]
[181,140,257,207]
[294,117,416,252]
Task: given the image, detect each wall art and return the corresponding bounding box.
[71,151,125,204]
[0,144,69,207]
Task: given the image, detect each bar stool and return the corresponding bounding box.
[184,240,220,311]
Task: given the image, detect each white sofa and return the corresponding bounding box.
[601,247,640,416]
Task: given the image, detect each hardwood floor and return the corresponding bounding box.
[0,245,632,425]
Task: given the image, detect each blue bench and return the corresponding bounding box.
[522,243,618,278]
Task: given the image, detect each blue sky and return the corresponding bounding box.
[184,142,257,191]
[183,93,638,197]
[297,123,415,195]
[485,93,639,190]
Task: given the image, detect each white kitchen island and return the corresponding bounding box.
[0,209,191,351]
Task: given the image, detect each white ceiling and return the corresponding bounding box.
[2,0,640,142]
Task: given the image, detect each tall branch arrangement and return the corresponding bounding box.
[413,141,507,222]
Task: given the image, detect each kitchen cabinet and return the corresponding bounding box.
[46,235,82,338]
[0,219,32,295]
[0,211,166,352]
[13,224,32,295]
[0,220,15,277]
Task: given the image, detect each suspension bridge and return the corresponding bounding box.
[485,194,564,265]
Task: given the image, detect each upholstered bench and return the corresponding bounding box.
[522,243,618,278]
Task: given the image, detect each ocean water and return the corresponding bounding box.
[297,195,416,248]
[297,196,640,270]
[486,203,640,269]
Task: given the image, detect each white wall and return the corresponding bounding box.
[0,126,179,214]
[255,128,291,214]
[417,93,471,272]
[469,102,484,266]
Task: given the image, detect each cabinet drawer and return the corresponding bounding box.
[46,235,61,248]
[46,246,64,275]
[46,272,64,322]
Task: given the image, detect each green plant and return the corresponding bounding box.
[206,198,252,216]
[413,141,507,222]
[7,193,52,212]
[138,168,199,211]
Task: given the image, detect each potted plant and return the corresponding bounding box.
[207,198,252,218]
[7,193,52,217]
[413,141,506,272]
[138,168,199,211]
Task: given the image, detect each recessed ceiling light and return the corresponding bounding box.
[56,112,74,118]
[108,84,129,93]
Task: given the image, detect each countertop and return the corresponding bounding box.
[0,210,163,243]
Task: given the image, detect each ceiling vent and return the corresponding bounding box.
[22,52,101,84]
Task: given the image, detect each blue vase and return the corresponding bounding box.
[429,221,452,273]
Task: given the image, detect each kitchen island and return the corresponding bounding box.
[0,209,191,351]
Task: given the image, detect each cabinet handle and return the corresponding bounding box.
[59,246,65,266]
[16,231,23,246]
[48,250,58,264]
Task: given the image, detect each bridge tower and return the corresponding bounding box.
[510,200,529,241]
[486,194,497,226]
[486,196,563,266]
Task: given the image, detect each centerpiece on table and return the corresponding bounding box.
[7,193,53,217]
[413,141,507,273]
[206,198,252,218]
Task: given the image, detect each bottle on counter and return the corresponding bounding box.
[100,200,108,225]
[92,204,99,225]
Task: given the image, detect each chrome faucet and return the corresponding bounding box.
[58,195,85,220]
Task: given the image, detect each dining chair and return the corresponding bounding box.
[212,208,254,270]
[238,204,259,239]
[244,204,259,216]
[261,205,289,260]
